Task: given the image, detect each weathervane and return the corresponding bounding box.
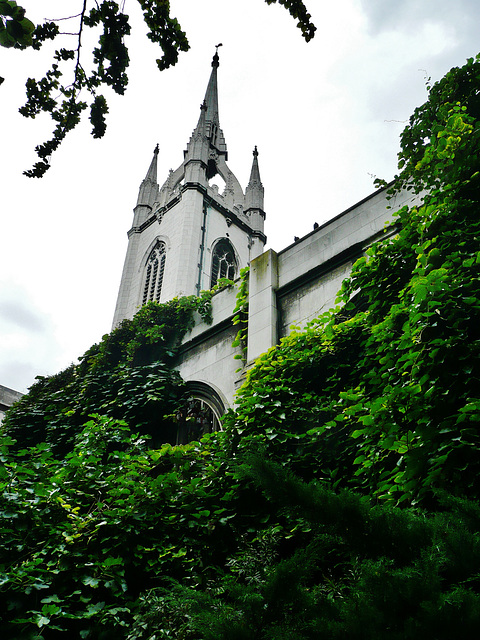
[212,43,222,68]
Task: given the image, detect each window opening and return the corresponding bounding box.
[210,239,236,288]
[175,398,221,444]
[142,241,166,304]
[208,173,226,194]
[210,122,218,147]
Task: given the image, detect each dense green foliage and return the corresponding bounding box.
[230,56,480,508]
[0,0,315,176]
[4,293,214,453]
[1,54,480,638]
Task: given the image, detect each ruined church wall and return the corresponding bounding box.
[0,385,23,426]
[278,261,354,337]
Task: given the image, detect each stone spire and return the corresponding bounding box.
[137,144,159,208]
[203,46,227,158]
[183,47,228,182]
[245,146,264,211]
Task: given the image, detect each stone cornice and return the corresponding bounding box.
[155,193,182,220]
[275,223,398,301]
[250,229,267,243]
[176,316,236,358]
[276,242,365,300]
[127,213,157,237]
[145,181,262,239]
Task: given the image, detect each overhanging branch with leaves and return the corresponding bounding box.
[0,0,315,177]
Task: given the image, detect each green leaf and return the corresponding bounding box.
[35,614,50,627]
[0,24,16,47]
[82,576,100,588]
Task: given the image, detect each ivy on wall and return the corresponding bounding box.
[228,57,480,508]
[4,293,214,453]
[232,266,250,368]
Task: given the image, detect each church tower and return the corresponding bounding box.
[113,50,267,327]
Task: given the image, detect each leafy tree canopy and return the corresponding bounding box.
[0,0,316,177]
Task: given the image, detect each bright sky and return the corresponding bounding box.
[1,0,479,392]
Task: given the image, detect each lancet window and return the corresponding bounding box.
[142,241,166,305]
[210,239,236,288]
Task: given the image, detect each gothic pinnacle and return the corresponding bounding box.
[245,145,264,214]
[136,145,159,207]
[248,146,262,187]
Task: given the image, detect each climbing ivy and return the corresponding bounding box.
[232,266,250,368]
[0,416,247,637]
[227,54,480,508]
[3,294,214,453]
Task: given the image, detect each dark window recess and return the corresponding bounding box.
[176,398,221,444]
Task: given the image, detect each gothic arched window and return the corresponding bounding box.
[210,239,236,288]
[175,382,225,445]
[142,241,166,305]
[175,398,221,445]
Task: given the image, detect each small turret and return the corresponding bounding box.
[245,146,264,211]
[244,147,266,257]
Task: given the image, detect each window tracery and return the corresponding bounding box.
[142,240,166,305]
[210,239,236,288]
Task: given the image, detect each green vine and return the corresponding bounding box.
[212,277,235,292]
[197,277,235,325]
[83,294,214,373]
[232,266,250,369]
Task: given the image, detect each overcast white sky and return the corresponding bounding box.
[1,0,479,393]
